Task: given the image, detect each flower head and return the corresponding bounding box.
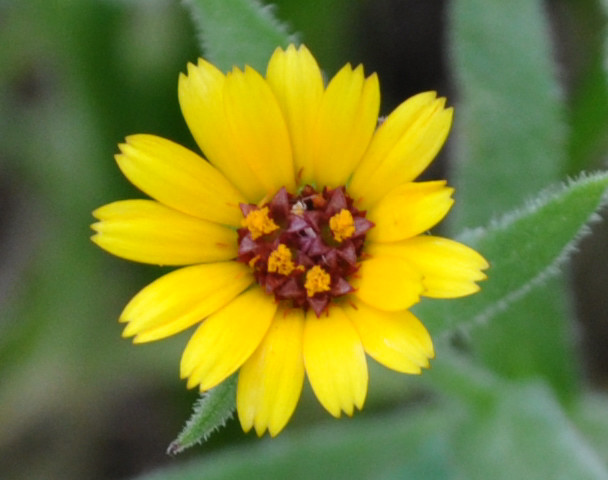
[91,44,488,437]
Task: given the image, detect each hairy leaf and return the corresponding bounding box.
[417,172,608,335]
[183,0,297,72]
[167,375,237,455]
[448,0,566,229]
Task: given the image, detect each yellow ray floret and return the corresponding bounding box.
[178,59,265,202]
[366,236,489,298]
[91,200,237,265]
[366,180,454,243]
[266,44,324,185]
[353,255,424,311]
[343,299,434,374]
[349,92,453,208]
[310,64,380,188]
[180,287,277,392]
[222,66,296,195]
[237,308,305,437]
[115,134,246,227]
[120,262,253,343]
[303,308,368,417]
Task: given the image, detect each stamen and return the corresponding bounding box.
[304,266,331,297]
[268,244,297,275]
[236,185,373,315]
[329,209,355,242]
[241,206,279,240]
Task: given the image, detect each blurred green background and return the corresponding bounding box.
[1,1,608,479]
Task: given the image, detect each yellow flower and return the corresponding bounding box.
[91,44,488,437]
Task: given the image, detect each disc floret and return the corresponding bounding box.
[237,186,374,316]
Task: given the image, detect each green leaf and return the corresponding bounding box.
[167,375,237,455]
[448,0,566,230]
[471,277,580,403]
[452,382,608,480]
[416,172,608,335]
[133,355,608,480]
[136,405,457,480]
[447,0,585,403]
[183,0,297,73]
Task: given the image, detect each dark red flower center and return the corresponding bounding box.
[236,185,374,316]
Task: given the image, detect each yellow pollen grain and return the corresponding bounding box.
[267,244,297,275]
[241,206,279,240]
[329,209,355,242]
[304,266,331,297]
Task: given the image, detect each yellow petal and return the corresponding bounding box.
[91,200,237,265]
[343,298,434,373]
[222,65,296,196]
[303,308,367,417]
[349,92,453,208]
[266,45,324,185]
[353,255,423,311]
[237,308,305,437]
[115,134,245,226]
[367,181,454,243]
[178,59,266,201]
[180,287,277,391]
[120,262,253,343]
[367,236,489,298]
[311,64,380,188]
